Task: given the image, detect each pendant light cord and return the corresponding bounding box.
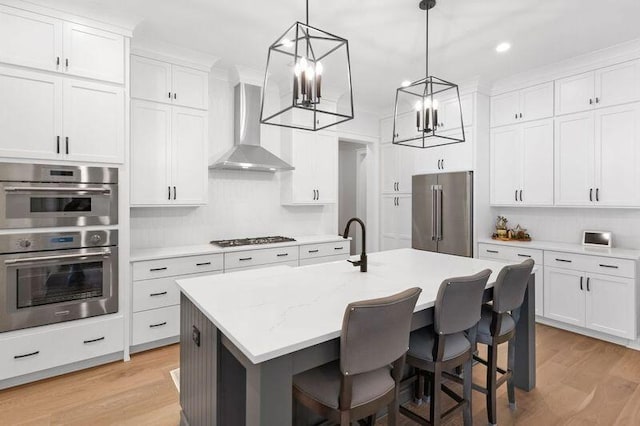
[425,1,429,79]
[306,0,309,26]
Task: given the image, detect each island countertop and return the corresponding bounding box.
[176,248,514,364]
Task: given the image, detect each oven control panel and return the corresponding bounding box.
[0,230,117,253]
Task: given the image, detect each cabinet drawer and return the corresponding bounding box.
[585,257,635,278]
[132,253,223,280]
[224,246,299,270]
[300,240,350,259]
[299,254,349,267]
[133,277,180,312]
[131,306,180,346]
[226,260,299,273]
[478,243,543,265]
[544,251,589,271]
[0,316,123,381]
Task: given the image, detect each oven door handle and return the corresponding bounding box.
[4,186,111,195]
[4,250,111,265]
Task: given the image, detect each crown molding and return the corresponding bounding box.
[131,38,219,72]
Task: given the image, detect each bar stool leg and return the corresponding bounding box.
[340,411,350,426]
[462,357,473,426]
[486,343,498,425]
[430,367,442,426]
[414,369,425,403]
[507,336,516,409]
[388,391,398,426]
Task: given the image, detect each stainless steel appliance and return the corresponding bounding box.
[0,163,118,229]
[210,236,296,248]
[412,171,473,257]
[0,230,118,332]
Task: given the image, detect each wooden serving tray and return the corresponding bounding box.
[492,236,532,242]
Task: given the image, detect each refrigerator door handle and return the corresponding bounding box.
[431,185,437,241]
[437,186,444,241]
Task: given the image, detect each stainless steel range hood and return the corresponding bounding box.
[209,83,294,172]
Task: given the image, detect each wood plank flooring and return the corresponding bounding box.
[2,324,640,425]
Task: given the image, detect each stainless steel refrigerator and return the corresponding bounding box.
[412,171,473,257]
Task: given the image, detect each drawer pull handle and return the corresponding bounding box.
[276,253,289,257]
[14,351,39,359]
[555,258,572,263]
[149,322,167,328]
[599,264,619,269]
[239,257,252,261]
[150,291,168,297]
[150,267,168,272]
[83,336,105,344]
[196,262,211,266]
[308,249,319,253]
[517,254,531,258]
[486,250,499,254]
[334,247,344,250]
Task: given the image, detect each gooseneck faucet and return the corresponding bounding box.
[343,217,367,272]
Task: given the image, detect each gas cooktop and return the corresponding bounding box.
[210,236,296,248]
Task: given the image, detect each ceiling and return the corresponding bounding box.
[28,0,640,115]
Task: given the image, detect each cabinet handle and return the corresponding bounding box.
[599,264,619,269]
[317,189,319,200]
[65,137,69,154]
[83,336,105,344]
[56,136,60,154]
[149,322,167,328]
[14,350,39,359]
[150,267,168,272]
[56,57,60,66]
[515,190,518,202]
[276,253,289,257]
[515,113,518,119]
[196,262,211,266]
[150,291,168,297]
[517,253,531,258]
[239,257,252,261]
[589,98,593,105]
[519,113,523,118]
[580,276,583,290]
[308,249,319,253]
[589,188,593,202]
[486,249,499,254]
[168,186,171,200]
[65,58,69,67]
[334,246,344,250]
[555,258,572,263]
[168,92,172,98]
[595,97,599,104]
[174,93,177,100]
[595,188,599,202]
[586,277,590,292]
[173,186,177,200]
[519,189,523,202]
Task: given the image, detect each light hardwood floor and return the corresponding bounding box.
[2,324,640,425]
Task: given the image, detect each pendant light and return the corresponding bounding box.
[392,0,465,148]
[260,0,354,131]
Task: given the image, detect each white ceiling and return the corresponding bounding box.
[28,0,640,114]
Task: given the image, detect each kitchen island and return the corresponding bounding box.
[176,248,536,426]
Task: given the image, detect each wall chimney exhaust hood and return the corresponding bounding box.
[209,83,294,172]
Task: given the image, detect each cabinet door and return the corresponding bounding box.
[0,5,62,72]
[439,130,473,173]
[289,130,317,203]
[520,82,554,122]
[490,125,521,205]
[131,56,172,103]
[130,100,171,205]
[555,71,595,115]
[380,143,399,193]
[63,23,124,84]
[171,65,208,110]
[490,90,519,127]
[414,145,442,175]
[440,94,472,130]
[594,103,640,206]
[585,273,635,339]
[395,111,419,143]
[0,67,62,159]
[595,60,640,108]
[315,99,337,130]
[554,112,595,206]
[521,119,554,205]
[314,132,337,203]
[381,194,399,238]
[62,79,124,163]
[544,268,585,327]
[397,145,415,193]
[396,194,412,242]
[171,107,208,205]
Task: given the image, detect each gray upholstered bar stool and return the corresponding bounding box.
[473,259,534,426]
[399,269,492,426]
[292,287,422,426]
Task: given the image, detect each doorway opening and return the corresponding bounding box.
[339,140,368,255]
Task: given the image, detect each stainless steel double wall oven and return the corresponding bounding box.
[0,163,119,332]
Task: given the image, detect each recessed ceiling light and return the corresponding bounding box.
[496,42,511,53]
[401,80,412,87]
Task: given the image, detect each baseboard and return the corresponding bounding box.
[535,317,638,350]
[130,336,179,354]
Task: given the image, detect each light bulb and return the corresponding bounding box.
[300,57,308,69]
[414,100,423,111]
[432,99,439,110]
[294,62,302,76]
[423,97,432,109]
[316,61,323,76]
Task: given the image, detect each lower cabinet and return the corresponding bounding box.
[132,306,180,346]
[381,194,411,251]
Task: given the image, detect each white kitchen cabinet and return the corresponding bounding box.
[381,194,411,251]
[437,94,473,131]
[131,55,208,110]
[491,119,554,206]
[491,82,553,127]
[544,267,585,327]
[62,79,124,163]
[414,130,473,175]
[555,103,640,207]
[130,100,208,206]
[381,142,415,194]
[0,66,62,159]
[585,273,635,339]
[281,130,337,205]
[0,5,62,72]
[555,60,640,115]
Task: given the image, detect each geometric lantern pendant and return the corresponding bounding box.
[392,0,465,148]
[260,0,354,131]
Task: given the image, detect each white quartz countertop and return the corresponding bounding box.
[478,237,640,260]
[130,235,350,262]
[176,248,514,364]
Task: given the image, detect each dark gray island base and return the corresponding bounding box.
[178,276,536,426]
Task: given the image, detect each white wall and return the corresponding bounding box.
[130,71,338,249]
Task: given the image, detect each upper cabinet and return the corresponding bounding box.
[381,141,415,194]
[436,94,474,132]
[555,60,640,115]
[0,6,124,84]
[131,56,208,110]
[491,82,554,127]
